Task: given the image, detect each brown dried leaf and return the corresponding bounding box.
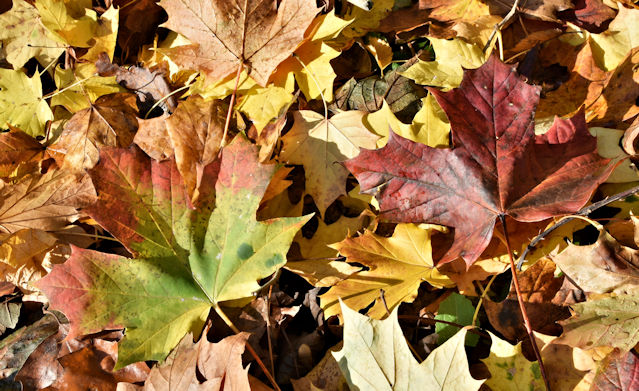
[0,128,48,181]
[159,0,319,86]
[134,115,174,161]
[165,96,227,199]
[49,93,139,171]
[484,259,571,341]
[0,170,96,234]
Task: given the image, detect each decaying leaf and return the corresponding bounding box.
[49,93,139,171]
[556,294,639,352]
[0,170,96,234]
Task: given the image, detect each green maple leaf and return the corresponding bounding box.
[36,135,310,367]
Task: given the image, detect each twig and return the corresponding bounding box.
[265,285,276,378]
[499,215,552,391]
[379,289,391,316]
[483,0,520,54]
[516,184,639,269]
[213,302,281,391]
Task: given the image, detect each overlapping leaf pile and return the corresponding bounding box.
[1,0,639,389]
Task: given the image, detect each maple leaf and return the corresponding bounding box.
[482,331,544,391]
[158,0,319,86]
[280,110,379,214]
[321,224,455,319]
[48,93,139,171]
[0,170,96,234]
[551,222,639,295]
[333,302,484,391]
[0,128,49,181]
[0,0,64,69]
[0,69,54,137]
[142,332,250,390]
[590,350,639,391]
[556,294,639,352]
[50,63,124,114]
[35,136,310,367]
[345,55,614,267]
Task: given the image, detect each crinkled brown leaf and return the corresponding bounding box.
[49,93,139,171]
[0,170,96,234]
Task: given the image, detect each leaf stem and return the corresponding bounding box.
[499,215,551,391]
[516,184,639,269]
[42,74,96,99]
[472,273,498,327]
[213,302,281,391]
[221,62,244,149]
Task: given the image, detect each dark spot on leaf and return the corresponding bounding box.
[237,243,254,260]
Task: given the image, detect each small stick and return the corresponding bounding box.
[517,184,639,269]
[500,215,552,391]
[265,285,276,378]
[483,0,520,54]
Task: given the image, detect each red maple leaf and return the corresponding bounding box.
[345,55,614,268]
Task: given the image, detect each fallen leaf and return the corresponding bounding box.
[401,37,485,90]
[590,5,639,71]
[484,258,570,341]
[197,333,251,390]
[435,292,478,346]
[590,349,639,391]
[586,47,639,126]
[0,128,48,181]
[0,69,54,137]
[556,294,639,352]
[482,331,544,391]
[50,63,124,113]
[35,0,98,47]
[334,61,427,123]
[291,343,347,391]
[142,332,250,390]
[345,55,614,267]
[36,136,310,367]
[0,170,96,234]
[535,333,596,391]
[164,96,227,199]
[333,302,484,390]
[0,311,64,385]
[279,110,379,214]
[49,93,139,171]
[0,229,67,296]
[159,0,318,86]
[96,52,177,114]
[133,114,174,161]
[551,223,639,295]
[321,224,455,319]
[0,0,64,69]
[487,0,573,23]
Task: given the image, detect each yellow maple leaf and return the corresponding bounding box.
[279,110,379,214]
[321,224,455,319]
[0,69,53,137]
